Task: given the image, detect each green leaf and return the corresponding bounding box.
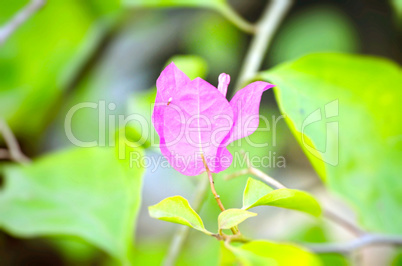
[0,147,144,264]
[247,188,321,217]
[149,196,211,234]
[221,240,321,266]
[218,209,257,230]
[243,178,321,216]
[123,0,225,9]
[260,53,402,233]
[242,178,321,217]
[242,178,273,209]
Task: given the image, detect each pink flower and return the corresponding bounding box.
[152,63,274,176]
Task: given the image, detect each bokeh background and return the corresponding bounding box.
[0,0,401,265]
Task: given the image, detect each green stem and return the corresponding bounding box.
[217,4,256,34]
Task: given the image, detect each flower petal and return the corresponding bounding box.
[209,146,233,173]
[152,63,192,162]
[152,62,191,136]
[223,81,275,145]
[156,62,191,103]
[161,78,233,176]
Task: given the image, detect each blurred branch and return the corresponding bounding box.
[0,149,10,159]
[217,4,256,34]
[225,150,286,190]
[324,209,365,237]
[0,119,30,163]
[226,165,287,190]
[163,176,209,266]
[224,151,364,237]
[234,0,292,92]
[224,154,402,254]
[0,0,46,46]
[306,234,402,254]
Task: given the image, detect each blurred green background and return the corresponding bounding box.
[0,0,401,265]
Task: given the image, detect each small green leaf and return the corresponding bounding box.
[149,196,211,234]
[244,187,322,217]
[221,240,322,266]
[218,209,257,230]
[242,178,273,209]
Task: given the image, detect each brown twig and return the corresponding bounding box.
[205,161,226,212]
[201,155,239,235]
